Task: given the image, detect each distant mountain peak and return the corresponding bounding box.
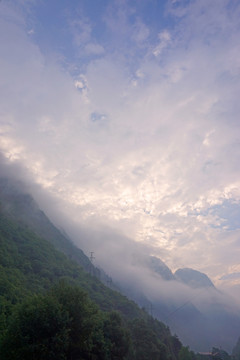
[147,256,175,281]
[174,268,214,289]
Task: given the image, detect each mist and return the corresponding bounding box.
[1,1,240,284]
[1,0,240,352]
[1,0,240,287]
[1,154,240,352]
[0,152,239,307]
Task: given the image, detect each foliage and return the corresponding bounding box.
[0,283,131,360]
[128,318,168,360]
[0,293,70,360]
[0,206,185,359]
[212,347,231,360]
[50,282,106,360]
[178,346,196,360]
[102,311,130,360]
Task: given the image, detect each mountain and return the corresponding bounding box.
[0,177,94,273]
[115,251,240,353]
[147,255,175,281]
[0,176,184,360]
[174,268,215,289]
[0,175,239,355]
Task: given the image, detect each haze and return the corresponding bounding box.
[1,0,240,292]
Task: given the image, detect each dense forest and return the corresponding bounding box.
[0,178,238,359]
[0,204,192,359]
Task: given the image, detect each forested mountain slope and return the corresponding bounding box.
[0,177,95,273]
[0,177,192,360]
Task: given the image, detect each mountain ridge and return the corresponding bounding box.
[0,176,239,355]
[174,268,215,289]
[0,176,184,359]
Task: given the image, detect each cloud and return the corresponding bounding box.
[131,19,150,43]
[70,17,92,47]
[153,30,171,56]
[84,43,105,55]
[2,150,240,354]
[1,0,240,287]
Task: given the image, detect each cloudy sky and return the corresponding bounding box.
[1,0,240,286]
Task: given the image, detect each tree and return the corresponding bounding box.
[179,346,194,360]
[129,318,168,360]
[0,282,107,360]
[0,294,70,360]
[212,347,231,360]
[51,282,105,359]
[103,311,130,360]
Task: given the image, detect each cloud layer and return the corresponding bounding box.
[1,0,240,285]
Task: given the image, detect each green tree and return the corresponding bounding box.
[103,311,130,360]
[129,318,168,360]
[0,283,109,360]
[212,347,231,360]
[51,282,104,359]
[179,346,193,360]
[0,294,70,360]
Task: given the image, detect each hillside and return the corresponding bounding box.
[114,244,240,353]
[0,176,237,357]
[0,178,190,360]
[0,178,95,273]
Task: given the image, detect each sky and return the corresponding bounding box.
[1,0,240,288]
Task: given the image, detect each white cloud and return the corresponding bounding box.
[70,18,92,47]
[84,43,105,55]
[132,20,150,43]
[153,30,171,56]
[1,0,240,284]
